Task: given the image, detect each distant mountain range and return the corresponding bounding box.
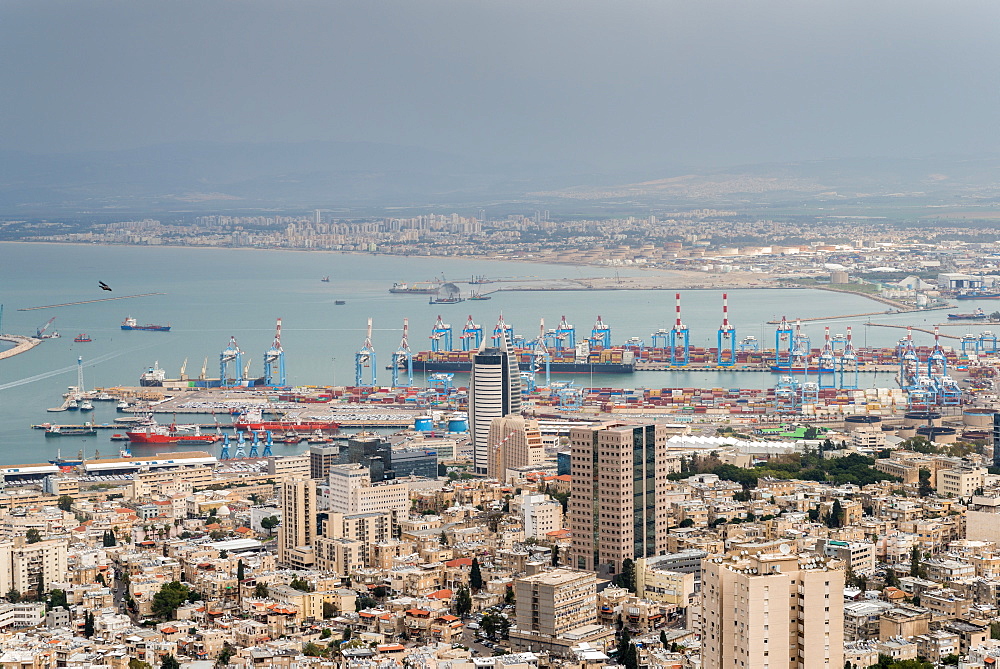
[2,142,1000,216]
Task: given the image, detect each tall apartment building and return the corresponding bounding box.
[0,538,68,597]
[309,444,340,480]
[487,414,544,480]
[277,478,317,569]
[568,422,675,575]
[326,464,409,515]
[701,550,845,669]
[470,334,521,474]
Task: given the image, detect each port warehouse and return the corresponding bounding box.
[0,451,218,486]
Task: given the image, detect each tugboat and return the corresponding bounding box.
[79,398,94,412]
[73,334,92,342]
[321,276,331,282]
[45,424,97,437]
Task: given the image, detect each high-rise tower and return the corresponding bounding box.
[470,332,522,474]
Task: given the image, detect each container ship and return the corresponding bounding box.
[409,344,636,374]
[127,418,221,445]
[122,316,171,332]
[232,408,340,433]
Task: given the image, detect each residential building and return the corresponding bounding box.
[487,414,544,480]
[701,549,845,669]
[0,538,69,597]
[469,333,522,474]
[326,464,408,515]
[277,478,316,569]
[510,568,605,655]
[511,493,563,540]
[936,466,985,498]
[569,422,673,575]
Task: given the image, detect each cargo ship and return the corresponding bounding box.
[948,308,987,320]
[408,343,636,374]
[122,316,171,332]
[45,424,98,437]
[232,407,340,433]
[389,281,441,295]
[126,417,221,445]
[956,292,1000,300]
[769,365,836,373]
[139,362,166,387]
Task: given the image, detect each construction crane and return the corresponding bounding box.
[430,315,453,352]
[35,317,57,339]
[262,318,286,387]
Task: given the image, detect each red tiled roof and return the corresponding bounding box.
[427,589,453,599]
[444,558,472,567]
[406,608,430,616]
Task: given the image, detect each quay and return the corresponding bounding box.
[0,334,41,360]
[865,323,961,340]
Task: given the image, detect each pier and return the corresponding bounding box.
[865,323,962,340]
[0,335,41,360]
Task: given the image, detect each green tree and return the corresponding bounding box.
[302,642,323,657]
[151,581,190,619]
[215,643,235,669]
[322,601,337,618]
[827,499,844,528]
[918,468,934,498]
[236,559,245,582]
[504,584,515,605]
[254,582,269,598]
[84,610,95,637]
[342,626,353,641]
[909,546,924,578]
[103,530,117,547]
[260,516,279,536]
[992,621,1000,639]
[129,660,152,669]
[48,588,67,611]
[25,528,41,544]
[320,628,332,639]
[470,557,484,592]
[6,588,19,603]
[659,629,669,647]
[614,558,636,593]
[616,628,633,663]
[455,584,473,617]
[289,576,312,592]
[551,544,560,566]
[160,654,180,669]
[372,585,389,599]
[57,495,74,512]
[941,654,959,666]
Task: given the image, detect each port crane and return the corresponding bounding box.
[716,293,736,366]
[590,315,612,349]
[670,293,690,366]
[355,318,377,387]
[773,316,793,370]
[492,313,514,345]
[262,318,286,387]
[817,327,836,390]
[430,315,453,352]
[219,336,244,386]
[391,318,414,388]
[460,315,483,351]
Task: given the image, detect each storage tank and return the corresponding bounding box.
[844,415,882,432]
[916,426,957,444]
[963,408,999,429]
[447,413,469,433]
[903,411,943,428]
[896,426,917,439]
[414,416,434,432]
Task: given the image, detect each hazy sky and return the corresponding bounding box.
[3,0,999,168]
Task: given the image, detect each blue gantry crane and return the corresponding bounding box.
[355,318,377,387]
[262,318,286,387]
[220,336,244,386]
[391,318,414,388]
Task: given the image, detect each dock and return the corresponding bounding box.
[0,335,41,361]
[864,323,962,340]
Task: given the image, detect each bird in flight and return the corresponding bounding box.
[99,281,112,292]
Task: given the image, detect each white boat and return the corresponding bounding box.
[66,398,79,411]
[79,399,94,412]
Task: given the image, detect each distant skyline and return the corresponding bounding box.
[3,1,999,172]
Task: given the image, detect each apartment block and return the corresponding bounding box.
[701,550,845,669]
[326,464,408,515]
[487,414,544,480]
[277,478,316,569]
[569,423,672,575]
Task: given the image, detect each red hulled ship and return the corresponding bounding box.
[232,407,339,434]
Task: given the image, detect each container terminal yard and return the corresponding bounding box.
[10,291,1000,475]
